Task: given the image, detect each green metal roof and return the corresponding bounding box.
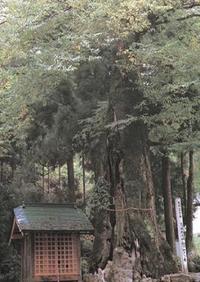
[14,204,94,233]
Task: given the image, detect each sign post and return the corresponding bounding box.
[175,197,188,273]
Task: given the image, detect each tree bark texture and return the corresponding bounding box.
[67,155,75,202]
[186,150,194,254]
[91,68,178,278]
[90,209,112,271]
[122,124,178,277]
[162,155,176,254]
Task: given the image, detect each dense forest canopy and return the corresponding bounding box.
[1,0,200,281]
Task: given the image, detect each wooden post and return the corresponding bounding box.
[55,233,59,281]
[22,233,33,282]
[77,234,81,282]
[21,239,25,282]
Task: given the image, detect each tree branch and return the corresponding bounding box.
[183,1,200,9]
[0,20,7,25]
[177,13,200,21]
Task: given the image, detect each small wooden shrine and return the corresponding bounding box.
[9,203,94,282]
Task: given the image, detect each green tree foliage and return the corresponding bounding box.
[0,184,20,282]
[133,5,200,151]
[1,0,200,278]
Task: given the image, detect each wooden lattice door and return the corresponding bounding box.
[34,232,80,279]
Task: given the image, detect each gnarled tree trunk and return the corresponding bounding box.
[91,67,178,279]
[122,124,178,278]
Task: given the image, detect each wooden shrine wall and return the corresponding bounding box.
[21,233,33,282]
[34,232,80,281]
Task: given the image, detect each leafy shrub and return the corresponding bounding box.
[86,177,110,222]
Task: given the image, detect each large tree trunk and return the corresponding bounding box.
[122,124,178,278]
[94,121,178,279]
[91,67,178,279]
[67,155,75,202]
[162,155,176,254]
[186,150,194,254]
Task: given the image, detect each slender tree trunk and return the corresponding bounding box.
[93,158,104,182]
[10,159,15,179]
[162,155,176,254]
[58,164,61,189]
[0,160,3,182]
[42,165,45,192]
[47,165,50,193]
[143,145,160,248]
[107,138,118,260]
[67,155,75,202]
[82,153,86,205]
[181,152,187,222]
[186,150,194,254]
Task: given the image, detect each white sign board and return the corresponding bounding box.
[175,198,188,273]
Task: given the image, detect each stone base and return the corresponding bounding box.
[83,272,194,282]
[161,273,194,282]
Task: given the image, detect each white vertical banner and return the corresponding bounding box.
[175,197,188,273]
